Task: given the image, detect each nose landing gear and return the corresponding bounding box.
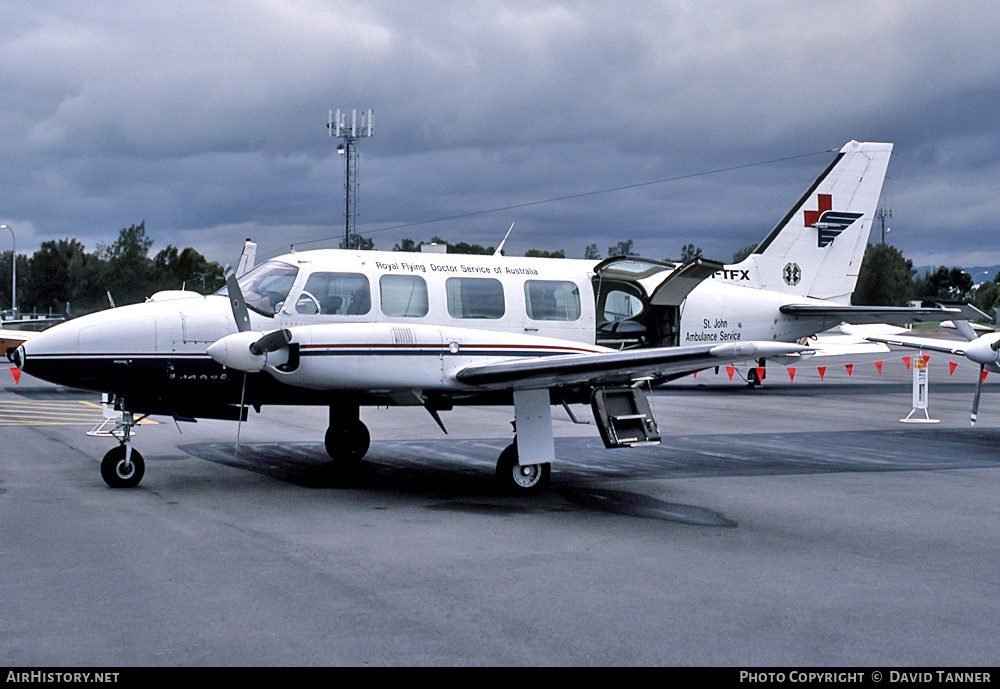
[89,402,148,488]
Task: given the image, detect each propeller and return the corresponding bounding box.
[224,266,251,333]
[970,364,985,426]
[963,334,1000,427]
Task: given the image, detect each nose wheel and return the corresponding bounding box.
[100,445,145,488]
[89,403,148,488]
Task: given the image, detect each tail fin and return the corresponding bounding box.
[725,141,892,303]
[235,238,257,278]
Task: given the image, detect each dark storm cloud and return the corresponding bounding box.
[1,1,998,268]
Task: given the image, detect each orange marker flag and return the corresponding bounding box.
[9,367,21,385]
[726,366,735,381]
[755,366,766,382]
[949,361,958,376]
[922,353,931,364]
[984,370,991,384]
[788,367,796,382]
[818,366,826,381]
[875,361,883,375]
[845,364,854,377]
[902,356,911,370]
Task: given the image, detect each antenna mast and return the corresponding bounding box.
[328,108,374,249]
[875,207,892,244]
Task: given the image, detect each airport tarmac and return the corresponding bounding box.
[1,357,998,667]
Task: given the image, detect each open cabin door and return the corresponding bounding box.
[593,256,723,348]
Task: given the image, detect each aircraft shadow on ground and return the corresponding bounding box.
[177,428,1000,525]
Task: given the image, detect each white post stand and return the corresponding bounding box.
[901,355,939,423]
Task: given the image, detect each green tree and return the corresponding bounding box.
[607,239,638,258]
[340,234,375,251]
[393,238,420,252]
[102,222,155,305]
[731,243,757,263]
[852,243,915,306]
[584,244,601,260]
[152,245,224,294]
[913,265,973,301]
[679,243,703,262]
[524,248,565,258]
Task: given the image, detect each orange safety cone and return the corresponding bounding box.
[818,366,826,381]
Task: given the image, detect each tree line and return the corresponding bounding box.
[0,222,224,316]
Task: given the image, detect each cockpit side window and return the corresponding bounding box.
[295,272,371,316]
[217,261,299,317]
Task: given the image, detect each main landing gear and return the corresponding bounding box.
[324,401,370,465]
[323,397,553,495]
[496,441,551,495]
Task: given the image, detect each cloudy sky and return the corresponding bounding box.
[2,1,999,271]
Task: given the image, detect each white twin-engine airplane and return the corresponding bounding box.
[9,141,953,493]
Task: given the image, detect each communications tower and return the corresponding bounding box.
[328,108,374,249]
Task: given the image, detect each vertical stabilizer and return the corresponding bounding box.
[235,238,257,278]
[725,141,892,302]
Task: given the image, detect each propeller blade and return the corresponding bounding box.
[249,329,292,356]
[971,364,984,427]
[236,371,247,456]
[224,267,251,333]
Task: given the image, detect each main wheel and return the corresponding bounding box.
[324,419,370,463]
[496,442,550,495]
[100,446,145,488]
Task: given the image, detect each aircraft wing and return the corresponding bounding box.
[454,341,808,390]
[849,331,970,357]
[1,329,35,359]
[779,304,960,325]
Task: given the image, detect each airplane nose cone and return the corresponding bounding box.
[10,345,24,369]
[206,331,267,372]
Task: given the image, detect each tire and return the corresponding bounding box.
[100,446,145,488]
[324,419,370,463]
[496,442,550,495]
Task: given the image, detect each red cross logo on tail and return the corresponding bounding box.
[803,194,862,247]
[804,194,832,228]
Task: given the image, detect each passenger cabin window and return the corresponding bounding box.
[380,274,429,318]
[524,280,581,321]
[446,277,505,319]
[217,261,299,317]
[295,272,370,315]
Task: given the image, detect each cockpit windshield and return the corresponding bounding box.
[216,261,299,317]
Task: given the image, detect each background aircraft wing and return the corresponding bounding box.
[1,329,35,359]
[454,341,808,390]
[854,333,970,357]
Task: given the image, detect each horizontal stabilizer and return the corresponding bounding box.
[779,303,960,325]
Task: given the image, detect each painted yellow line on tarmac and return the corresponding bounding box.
[0,400,158,426]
